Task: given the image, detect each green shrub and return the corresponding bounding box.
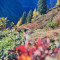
[0,29,25,59]
[0,17,7,31]
[48,16,53,23]
[48,21,59,28]
[44,21,59,30]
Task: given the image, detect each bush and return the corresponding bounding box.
[0,29,25,59]
[48,21,59,28]
[0,17,7,31]
[48,16,53,23]
[44,21,59,30]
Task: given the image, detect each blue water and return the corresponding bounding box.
[0,0,57,24]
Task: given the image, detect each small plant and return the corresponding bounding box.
[44,21,59,29]
[11,22,14,28]
[48,16,53,23]
[0,17,7,31]
[48,21,59,28]
[50,43,56,50]
[57,39,60,42]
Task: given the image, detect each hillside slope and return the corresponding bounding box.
[29,6,60,41]
[20,6,60,29]
[29,29,60,41]
[20,6,60,41]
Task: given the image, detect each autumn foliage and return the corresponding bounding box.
[17,18,22,27]
[32,8,39,21]
[56,0,60,6]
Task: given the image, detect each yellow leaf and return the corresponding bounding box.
[32,8,39,22]
[16,18,22,27]
[56,0,60,5]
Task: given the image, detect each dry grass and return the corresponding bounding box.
[29,29,60,41]
[19,6,60,42]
